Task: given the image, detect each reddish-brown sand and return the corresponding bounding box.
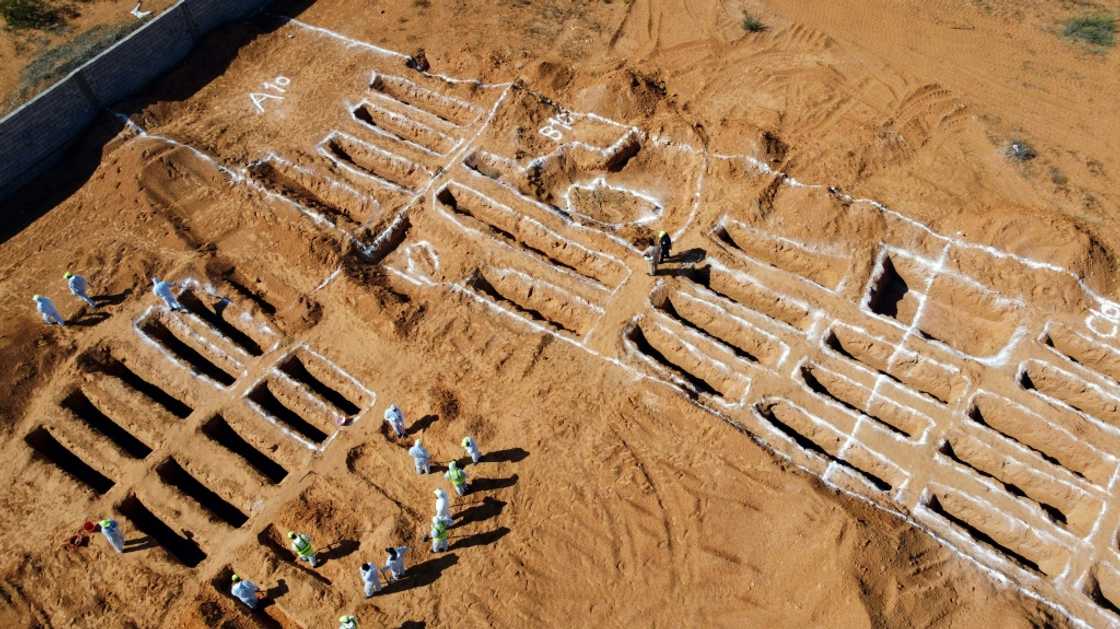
[2,1,1119,627]
[0,0,178,113]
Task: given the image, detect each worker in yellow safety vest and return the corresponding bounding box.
[444,460,469,497]
[288,531,321,567]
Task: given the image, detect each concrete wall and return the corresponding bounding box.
[0,0,271,202]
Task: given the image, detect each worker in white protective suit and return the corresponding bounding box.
[64,272,97,307]
[33,295,65,325]
[359,562,382,598]
[151,277,183,311]
[409,439,431,475]
[230,574,261,609]
[444,460,469,497]
[462,436,482,464]
[384,404,406,438]
[339,615,358,629]
[434,488,453,527]
[429,516,449,553]
[383,546,408,581]
[98,518,124,553]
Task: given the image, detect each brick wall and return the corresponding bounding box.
[0,0,272,202]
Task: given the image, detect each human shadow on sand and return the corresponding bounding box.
[454,496,505,528]
[470,474,519,493]
[380,554,459,594]
[483,447,529,464]
[449,527,510,551]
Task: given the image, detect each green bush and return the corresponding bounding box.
[0,0,60,30]
[742,14,766,33]
[1063,15,1116,47]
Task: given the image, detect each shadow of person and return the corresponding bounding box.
[398,622,427,629]
[483,448,529,464]
[453,496,505,528]
[662,264,710,281]
[67,311,110,327]
[380,554,459,595]
[667,247,706,264]
[94,289,131,307]
[264,578,289,601]
[408,414,439,436]
[471,474,519,493]
[319,538,360,563]
[122,536,157,553]
[449,527,510,551]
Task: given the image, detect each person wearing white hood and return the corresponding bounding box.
[434,488,453,527]
[408,439,430,474]
[383,404,406,438]
[32,295,65,325]
[151,277,183,311]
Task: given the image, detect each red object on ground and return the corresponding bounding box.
[82,521,96,532]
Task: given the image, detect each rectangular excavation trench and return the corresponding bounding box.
[686,264,813,331]
[24,427,115,494]
[370,73,480,127]
[61,390,152,459]
[825,326,962,405]
[714,221,847,290]
[1020,360,1120,430]
[279,356,361,417]
[923,491,1053,576]
[438,186,623,288]
[353,101,455,155]
[141,318,237,386]
[656,289,786,367]
[754,400,892,492]
[967,394,1112,487]
[179,290,264,357]
[248,383,329,444]
[84,353,193,419]
[1044,323,1120,385]
[937,437,1088,532]
[118,495,207,568]
[322,132,425,192]
[155,458,248,528]
[865,251,1024,359]
[1086,569,1120,619]
[248,160,368,229]
[799,364,912,438]
[201,416,288,484]
[220,271,278,317]
[466,269,587,337]
[624,322,729,400]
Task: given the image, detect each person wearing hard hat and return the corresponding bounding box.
[230,574,261,609]
[98,518,124,553]
[444,460,469,497]
[658,230,672,262]
[33,295,65,325]
[409,439,431,474]
[461,435,482,465]
[288,531,320,567]
[64,272,97,307]
[339,614,359,629]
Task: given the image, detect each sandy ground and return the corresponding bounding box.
[2,0,1119,626]
[0,0,176,113]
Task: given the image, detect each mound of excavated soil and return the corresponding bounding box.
[1,0,1118,627]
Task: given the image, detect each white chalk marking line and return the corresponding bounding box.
[347,98,454,157]
[317,129,425,194]
[669,287,792,370]
[1018,359,1120,439]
